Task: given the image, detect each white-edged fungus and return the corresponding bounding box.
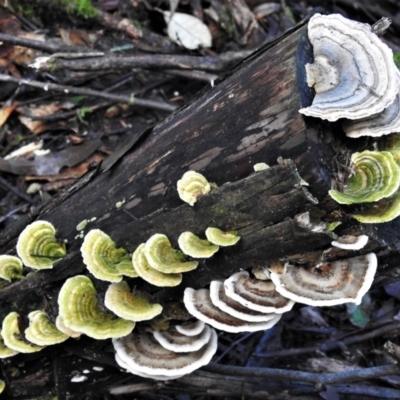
[175,320,205,336]
[177,171,211,206]
[270,253,378,306]
[331,235,369,250]
[224,271,295,314]
[178,232,219,258]
[205,227,241,247]
[299,13,398,121]
[183,287,282,333]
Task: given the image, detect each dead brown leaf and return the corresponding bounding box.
[0,105,15,128]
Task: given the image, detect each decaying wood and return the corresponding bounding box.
[1,14,400,399]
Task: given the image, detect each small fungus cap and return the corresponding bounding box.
[183,288,282,333]
[0,255,24,281]
[224,271,294,314]
[16,220,66,269]
[144,234,198,274]
[58,275,135,340]
[0,331,18,358]
[25,311,69,346]
[112,328,218,377]
[205,227,241,247]
[175,320,205,336]
[55,316,81,338]
[1,312,43,353]
[299,13,398,121]
[331,235,369,250]
[132,244,182,287]
[104,281,163,322]
[178,232,219,258]
[81,229,137,282]
[270,253,377,306]
[177,171,211,206]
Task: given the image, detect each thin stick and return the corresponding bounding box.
[0,176,34,204]
[0,74,177,112]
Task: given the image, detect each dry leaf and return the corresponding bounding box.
[164,11,212,50]
[0,105,15,129]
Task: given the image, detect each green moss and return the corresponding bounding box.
[58,0,98,19]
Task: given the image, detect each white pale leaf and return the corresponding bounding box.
[164,11,212,50]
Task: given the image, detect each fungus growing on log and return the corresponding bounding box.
[0,380,4,393]
[0,332,18,358]
[144,234,198,273]
[57,275,135,340]
[175,320,205,336]
[24,311,68,346]
[352,193,400,223]
[329,151,400,204]
[153,323,213,352]
[299,13,398,121]
[331,235,369,250]
[16,220,66,270]
[177,171,211,206]
[113,328,218,379]
[224,271,295,314]
[0,255,24,281]
[55,316,81,339]
[205,227,241,247]
[183,288,282,333]
[104,281,163,321]
[270,253,378,306]
[132,243,182,287]
[81,229,137,282]
[178,232,219,258]
[1,312,43,353]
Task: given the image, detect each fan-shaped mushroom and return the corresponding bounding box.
[177,171,211,206]
[178,232,219,258]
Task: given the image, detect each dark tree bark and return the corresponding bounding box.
[1,13,400,399]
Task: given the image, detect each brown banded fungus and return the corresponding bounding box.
[177,171,211,206]
[224,271,295,314]
[81,229,137,283]
[270,253,377,306]
[132,243,182,287]
[175,320,205,336]
[58,275,135,340]
[0,255,24,281]
[104,281,163,322]
[299,13,398,121]
[112,328,218,378]
[16,220,66,270]
[183,288,282,333]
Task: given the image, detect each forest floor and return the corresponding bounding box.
[1,1,400,399]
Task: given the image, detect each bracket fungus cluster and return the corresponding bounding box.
[113,320,218,380]
[0,255,24,281]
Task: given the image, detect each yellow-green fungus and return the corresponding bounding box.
[145,234,198,274]
[132,244,182,287]
[0,331,18,358]
[1,312,43,353]
[0,380,4,393]
[58,275,135,340]
[16,220,66,269]
[205,227,241,246]
[55,315,81,338]
[329,151,400,204]
[25,311,69,346]
[105,281,163,322]
[178,232,219,258]
[177,171,211,206]
[0,255,24,281]
[81,229,137,282]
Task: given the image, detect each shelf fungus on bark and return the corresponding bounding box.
[81,229,138,283]
[299,13,398,121]
[24,311,69,346]
[177,171,212,206]
[153,323,213,352]
[112,327,218,379]
[175,320,205,336]
[270,253,377,306]
[178,232,219,258]
[1,312,43,353]
[57,275,135,340]
[0,331,18,358]
[132,243,182,287]
[0,380,4,393]
[343,72,400,138]
[205,227,241,247]
[104,281,163,322]
[16,220,66,270]
[209,280,279,322]
[55,316,81,339]
[144,234,198,273]
[224,271,295,314]
[183,288,282,333]
[0,255,24,281]
[329,151,400,204]
[331,235,369,250]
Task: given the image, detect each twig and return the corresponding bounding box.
[253,321,400,358]
[0,74,177,112]
[203,363,399,385]
[165,69,219,82]
[214,332,255,363]
[0,175,35,204]
[0,204,28,224]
